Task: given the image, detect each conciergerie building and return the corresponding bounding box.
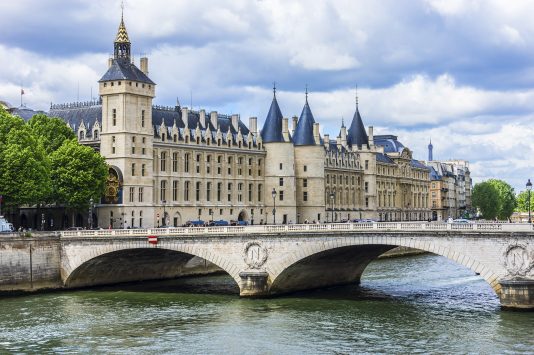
[44,14,433,228]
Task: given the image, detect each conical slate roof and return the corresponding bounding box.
[293,99,317,146]
[260,94,285,143]
[347,107,368,147]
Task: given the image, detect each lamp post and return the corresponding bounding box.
[251,209,254,225]
[88,197,94,229]
[198,209,201,222]
[162,200,167,227]
[272,188,277,225]
[527,179,532,223]
[329,192,334,223]
[210,209,214,223]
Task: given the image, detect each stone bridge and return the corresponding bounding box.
[60,222,534,310]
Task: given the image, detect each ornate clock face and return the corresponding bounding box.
[104,172,120,204]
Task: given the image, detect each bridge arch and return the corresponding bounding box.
[62,242,243,290]
[268,235,502,296]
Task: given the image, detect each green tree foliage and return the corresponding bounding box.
[0,125,51,208]
[50,139,108,209]
[516,190,534,212]
[0,108,25,165]
[472,182,500,220]
[28,113,75,154]
[487,179,516,219]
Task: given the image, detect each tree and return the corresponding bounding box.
[472,182,500,220]
[516,190,534,212]
[0,125,51,209]
[50,139,108,209]
[487,179,516,219]
[28,113,75,154]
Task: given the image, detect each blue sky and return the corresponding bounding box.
[1,0,534,192]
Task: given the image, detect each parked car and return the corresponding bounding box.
[453,218,471,224]
[208,220,229,226]
[185,220,205,227]
[230,220,249,226]
[66,226,84,231]
[0,216,14,233]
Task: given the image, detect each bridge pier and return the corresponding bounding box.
[499,279,534,311]
[239,271,270,297]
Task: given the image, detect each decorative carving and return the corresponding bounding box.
[504,244,532,277]
[244,241,268,269]
[104,168,121,204]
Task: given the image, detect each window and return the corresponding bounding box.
[139,210,143,228]
[141,164,146,176]
[184,153,190,173]
[279,190,284,201]
[303,191,308,201]
[129,187,134,202]
[141,110,145,127]
[184,181,190,201]
[160,152,166,171]
[112,136,116,154]
[279,178,284,187]
[365,182,369,193]
[248,184,253,202]
[173,180,178,201]
[196,182,201,201]
[79,131,84,140]
[138,187,144,202]
[258,159,262,176]
[112,109,116,126]
[304,165,307,172]
[227,183,232,202]
[228,157,232,175]
[207,182,211,201]
[131,163,135,176]
[217,183,222,201]
[365,160,369,170]
[258,184,262,202]
[172,153,178,172]
[279,163,283,170]
[303,179,308,188]
[94,130,99,139]
[238,183,243,202]
[365,197,369,207]
[160,180,166,201]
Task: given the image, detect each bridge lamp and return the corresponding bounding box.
[329,193,335,223]
[527,179,532,224]
[162,200,167,227]
[88,198,94,229]
[272,188,277,225]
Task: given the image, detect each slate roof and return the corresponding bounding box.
[376,152,395,164]
[293,100,317,146]
[260,94,286,143]
[347,107,368,147]
[410,159,428,169]
[99,58,155,85]
[10,107,46,121]
[429,166,441,180]
[374,135,405,153]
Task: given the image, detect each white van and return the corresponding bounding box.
[0,216,14,233]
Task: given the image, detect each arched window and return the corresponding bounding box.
[93,130,99,139]
[79,131,85,140]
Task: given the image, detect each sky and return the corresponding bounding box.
[1,0,534,192]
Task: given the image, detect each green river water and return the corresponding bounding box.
[0,254,532,354]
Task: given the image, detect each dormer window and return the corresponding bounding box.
[161,133,165,142]
[94,130,99,139]
[79,131,85,140]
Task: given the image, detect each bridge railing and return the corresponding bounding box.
[59,222,534,238]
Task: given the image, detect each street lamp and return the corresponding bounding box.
[329,192,334,223]
[251,209,254,225]
[210,209,214,223]
[88,197,94,229]
[272,188,277,225]
[162,200,167,227]
[527,179,532,223]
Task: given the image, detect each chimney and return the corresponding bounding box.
[108,57,113,68]
[249,116,257,135]
[368,126,374,145]
[210,111,218,129]
[292,115,298,135]
[340,126,347,146]
[324,133,330,148]
[231,114,239,131]
[140,57,149,75]
[313,123,320,144]
[199,109,207,128]
[181,107,189,129]
[282,117,289,141]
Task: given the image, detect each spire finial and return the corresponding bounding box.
[273,81,276,98]
[355,84,359,109]
[305,84,308,103]
[341,117,345,128]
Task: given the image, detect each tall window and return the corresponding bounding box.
[228,157,232,175]
[139,210,143,228]
[160,152,166,172]
[129,187,134,202]
[279,178,284,186]
[227,183,232,202]
[141,164,146,176]
[184,181,190,201]
[238,183,243,202]
[196,182,201,201]
[258,184,263,202]
[184,153,190,173]
[172,152,178,172]
[112,108,117,126]
[131,163,135,176]
[138,187,144,202]
[303,179,308,188]
[279,190,284,201]
[207,182,211,201]
[303,191,308,202]
[141,110,145,127]
[160,180,166,201]
[248,183,253,202]
[173,180,178,201]
[217,182,222,201]
[365,182,369,193]
[112,136,116,154]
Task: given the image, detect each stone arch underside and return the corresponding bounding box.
[63,245,242,290]
[269,238,502,296]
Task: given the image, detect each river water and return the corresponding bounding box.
[0,254,532,354]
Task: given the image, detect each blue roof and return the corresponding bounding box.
[260,95,285,143]
[293,100,316,146]
[410,159,428,169]
[376,152,395,164]
[374,135,405,153]
[99,58,155,85]
[347,108,368,147]
[429,166,441,180]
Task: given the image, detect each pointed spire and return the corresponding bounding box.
[260,89,285,143]
[347,90,369,147]
[273,81,276,98]
[341,117,345,128]
[114,5,131,61]
[293,94,317,146]
[428,138,434,161]
[355,84,359,109]
[305,84,309,103]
